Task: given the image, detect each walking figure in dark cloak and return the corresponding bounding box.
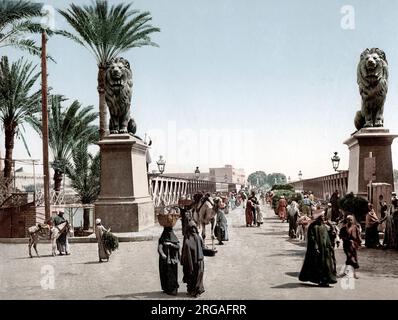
[299,211,337,287]
[215,198,229,245]
[158,227,180,296]
[339,215,361,279]
[181,221,205,297]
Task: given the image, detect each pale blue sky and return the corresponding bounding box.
[4,0,398,180]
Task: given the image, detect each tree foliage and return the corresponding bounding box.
[58,0,160,138]
[65,141,100,205]
[0,56,41,178]
[247,171,287,188]
[30,95,98,190]
[0,0,43,56]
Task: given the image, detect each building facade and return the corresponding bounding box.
[209,165,246,185]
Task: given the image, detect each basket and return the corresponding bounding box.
[157,214,180,227]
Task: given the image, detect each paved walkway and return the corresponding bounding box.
[1,205,398,299]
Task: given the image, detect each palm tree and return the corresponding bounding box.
[66,141,100,230]
[0,0,43,56]
[31,95,99,192]
[0,56,41,180]
[58,0,160,139]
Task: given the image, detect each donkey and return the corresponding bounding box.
[28,221,71,257]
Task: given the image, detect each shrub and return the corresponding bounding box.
[102,231,119,252]
[271,184,294,191]
[272,189,303,212]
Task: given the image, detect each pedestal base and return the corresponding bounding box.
[344,128,398,197]
[95,198,154,232]
[94,134,154,232]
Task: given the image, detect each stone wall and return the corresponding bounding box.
[0,203,45,238]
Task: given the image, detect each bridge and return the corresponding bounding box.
[290,170,349,200]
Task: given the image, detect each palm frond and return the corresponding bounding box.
[31,94,99,176]
[65,141,100,204]
[58,0,160,64]
[0,54,41,176]
[0,0,42,30]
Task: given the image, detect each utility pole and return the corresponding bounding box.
[41,29,50,221]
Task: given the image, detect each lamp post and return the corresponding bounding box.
[194,167,200,180]
[156,156,166,174]
[331,152,341,172]
[41,16,50,221]
[298,170,303,181]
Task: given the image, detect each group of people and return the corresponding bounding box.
[299,208,362,286]
[158,191,233,297]
[266,190,360,286]
[245,191,263,227]
[158,221,205,297]
[365,193,398,250]
[297,189,398,287]
[46,211,115,263]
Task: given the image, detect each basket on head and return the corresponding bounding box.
[157,206,181,227]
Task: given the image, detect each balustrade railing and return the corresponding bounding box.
[148,174,217,207]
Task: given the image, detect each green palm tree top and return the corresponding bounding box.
[31,95,99,173]
[0,56,41,123]
[58,0,161,64]
[0,55,41,178]
[0,0,44,56]
[66,141,100,204]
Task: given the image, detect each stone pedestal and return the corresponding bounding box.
[94,134,154,232]
[344,128,398,197]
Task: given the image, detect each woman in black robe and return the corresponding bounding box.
[158,227,180,295]
[365,204,382,248]
[181,221,205,297]
[299,211,337,287]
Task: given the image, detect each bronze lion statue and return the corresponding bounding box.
[354,48,388,131]
[105,57,137,134]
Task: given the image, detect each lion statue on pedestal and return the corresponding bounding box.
[354,48,388,131]
[105,57,137,135]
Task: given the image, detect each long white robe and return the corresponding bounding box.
[95,225,110,260]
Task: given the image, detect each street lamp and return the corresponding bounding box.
[156,156,166,174]
[331,152,341,172]
[194,167,200,180]
[298,170,303,181]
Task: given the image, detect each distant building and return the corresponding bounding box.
[165,172,210,181]
[209,165,245,185]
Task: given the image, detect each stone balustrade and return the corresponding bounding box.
[290,170,348,201]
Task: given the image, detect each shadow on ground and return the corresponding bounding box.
[271,282,327,289]
[255,231,287,236]
[288,240,307,247]
[268,249,305,258]
[105,291,191,300]
[285,272,300,278]
[14,254,57,260]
